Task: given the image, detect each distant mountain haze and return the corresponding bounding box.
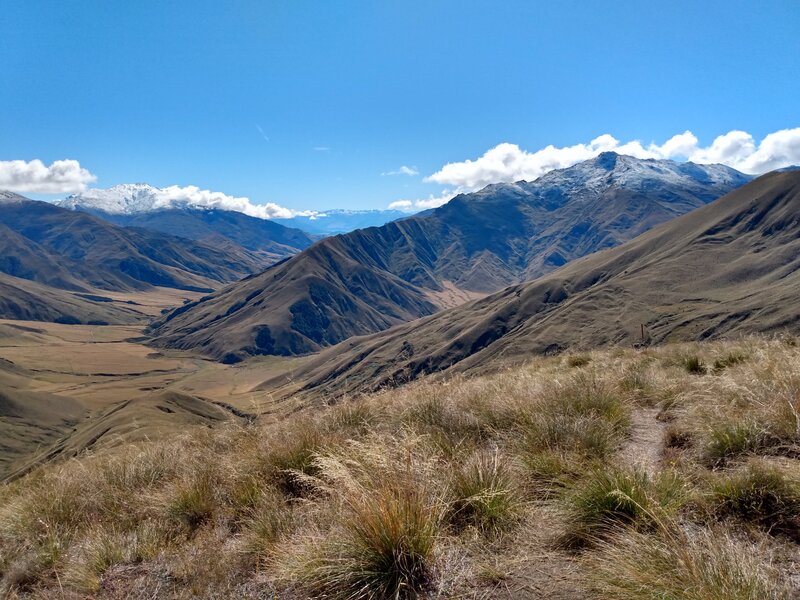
[150,153,752,361]
[274,209,414,235]
[261,169,800,398]
[0,193,296,323]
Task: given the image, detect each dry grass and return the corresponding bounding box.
[0,337,798,597]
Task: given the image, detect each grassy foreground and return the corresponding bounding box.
[1,337,799,598]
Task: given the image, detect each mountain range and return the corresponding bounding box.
[263,169,800,398]
[149,153,752,361]
[58,183,409,236]
[57,183,318,261]
[0,191,313,323]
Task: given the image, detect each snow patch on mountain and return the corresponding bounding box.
[467,153,752,204]
[57,183,320,220]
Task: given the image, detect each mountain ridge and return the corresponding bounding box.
[268,169,800,398]
[0,195,291,324]
[150,153,752,360]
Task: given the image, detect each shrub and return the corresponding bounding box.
[447,451,519,533]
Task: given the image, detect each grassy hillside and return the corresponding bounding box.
[1,337,798,598]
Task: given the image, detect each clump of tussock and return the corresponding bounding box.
[447,450,521,534]
[327,398,378,435]
[519,372,630,484]
[703,420,765,467]
[707,460,800,540]
[566,353,591,368]
[712,350,749,373]
[62,524,165,592]
[276,439,444,599]
[263,418,328,497]
[401,392,484,456]
[586,524,791,600]
[560,468,687,548]
[240,488,295,559]
[617,358,664,407]
[681,354,708,375]
[167,468,218,531]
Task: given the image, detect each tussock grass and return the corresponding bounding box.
[518,372,630,490]
[276,440,444,599]
[681,353,708,375]
[566,353,591,368]
[712,349,749,373]
[447,450,520,534]
[560,468,687,548]
[587,524,790,599]
[707,460,800,539]
[1,337,798,597]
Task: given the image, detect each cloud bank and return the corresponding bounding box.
[389,127,800,211]
[155,185,320,220]
[0,159,97,193]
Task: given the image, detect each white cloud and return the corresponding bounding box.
[313,146,331,152]
[387,127,800,211]
[388,189,459,212]
[381,165,419,177]
[154,185,321,220]
[0,159,97,193]
[424,128,800,191]
[388,200,414,210]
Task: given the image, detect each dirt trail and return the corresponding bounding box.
[620,407,667,474]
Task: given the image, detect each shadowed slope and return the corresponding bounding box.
[151,154,749,359]
[267,170,800,397]
[0,194,271,294]
[74,206,318,262]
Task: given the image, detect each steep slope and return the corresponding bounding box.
[0,357,87,479]
[273,170,800,397]
[0,273,146,324]
[0,194,270,295]
[151,154,750,359]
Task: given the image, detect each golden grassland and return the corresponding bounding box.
[1,336,799,599]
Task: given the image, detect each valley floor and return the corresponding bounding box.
[0,314,313,481]
[1,336,799,598]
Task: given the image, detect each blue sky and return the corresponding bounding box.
[1,0,799,213]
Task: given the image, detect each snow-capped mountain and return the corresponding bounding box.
[57,183,165,214]
[58,183,413,234]
[0,190,28,203]
[151,152,753,361]
[468,152,752,206]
